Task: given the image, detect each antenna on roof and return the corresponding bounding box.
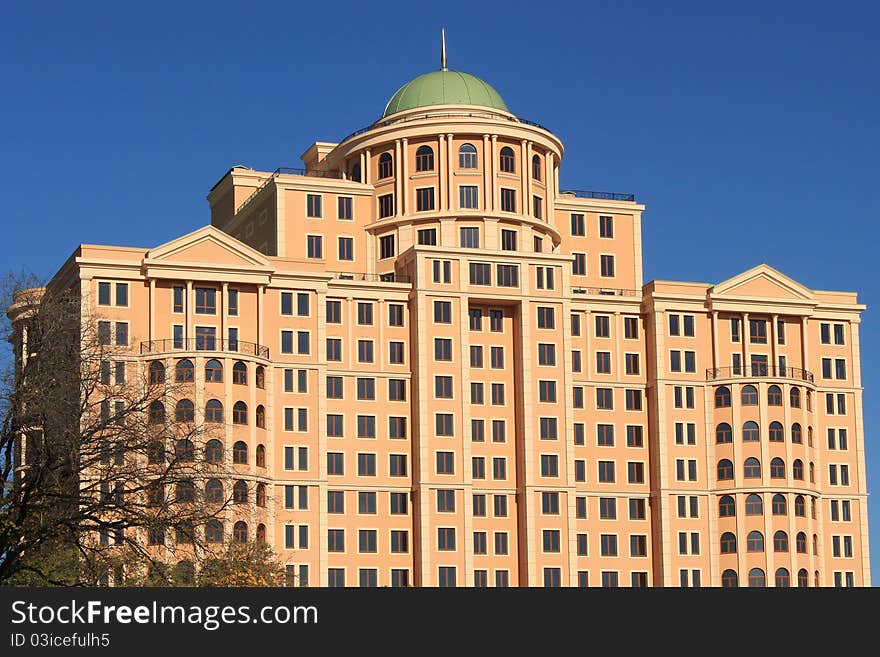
[441,27,447,70]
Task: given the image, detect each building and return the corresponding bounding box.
[22,47,870,587]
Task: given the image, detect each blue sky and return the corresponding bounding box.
[2,0,878,584]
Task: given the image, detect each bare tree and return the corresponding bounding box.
[1,273,266,585]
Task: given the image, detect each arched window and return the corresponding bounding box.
[173,560,195,586]
[808,426,813,447]
[415,145,434,172]
[717,459,734,480]
[745,494,763,515]
[175,438,194,462]
[714,386,731,408]
[499,147,515,173]
[206,520,223,543]
[774,530,789,552]
[748,568,766,588]
[175,480,195,502]
[768,421,784,442]
[256,405,266,429]
[175,359,194,382]
[770,457,786,478]
[256,444,266,468]
[147,440,165,464]
[794,495,806,517]
[790,387,801,408]
[792,459,804,480]
[716,423,733,444]
[256,523,267,544]
[256,366,265,389]
[532,154,542,181]
[205,479,224,503]
[720,532,737,554]
[806,389,812,411]
[233,521,248,544]
[742,421,759,442]
[256,483,266,507]
[378,152,393,179]
[791,423,802,444]
[721,569,739,588]
[795,531,806,552]
[798,569,809,587]
[205,439,223,463]
[747,531,764,553]
[775,568,790,588]
[148,400,165,424]
[814,571,820,587]
[233,440,248,464]
[205,359,223,382]
[148,361,166,384]
[233,401,248,425]
[175,399,195,422]
[350,162,361,183]
[744,457,761,478]
[719,495,736,517]
[205,399,223,422]
[233,361,247,385]
[811,498,817,520]
[233,480,248,504]
[809,461,815,483]
[741,384,758,405]
[459,143,477,169]
[767,385,782,406]
[772,494,787,515]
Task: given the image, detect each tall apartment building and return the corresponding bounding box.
[21,55,869,587]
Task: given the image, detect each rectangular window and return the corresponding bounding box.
[597,424,614,446]
[750,319,767,343]
[625,389,642,411]
[600,254,615,277]
[627,425,644,447]
[436,451,454,474]
[297,331,309,354]
[356,377,375,400]
[325,338,341,361]
[570,213,585,236]
[434,338,452,361]
[338,196,353,220]
[490,346,504,369]
[598,461,615,483]
[172,286,184,313]
[599,497,617,519]
[432,259,452,283]
[357,340,373,363]
[834,323,845,345]
[459,185,479,209]
[327,452,343,475]
[391,492,408,515]
[115,322,128,346]
[417,228,437,245]
[501,228,518,251]
[538,380,557,403]
[357,453,376,476]
[497,264,519,287]
[596,388,613,410]
[533,195,542,219]
[194,287,216,315]
[337,237,354,261]
[595,315,610,338]
[388,379,406,401]
[500,187,516,212]
[596,351,611,374]
[469,262,491,285]
[493,457,506,480]
[599,215,614,238]
[490,309,503,332]
[389,341,404,364]
[460,226,480,248]
[472,456,485,479]
[628,462,645,483]
[537,306,555,329]
[378,194,394,218]
[306,194,322,218]
[115,282,128,307]
[433,300,452,324]
[379,234,395,259]
[388,303,405,326]
[540,417,558,440]
[625,353,640,375]
[572,252,586,276]
[416,187,435,212]
[624,316,639,339]
[356,415,375,438]
[98,281,111,305]
[435,375,453,399]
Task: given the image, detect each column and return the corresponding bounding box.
[520,139,529,217]
[770,313,778,371]
[490,135,498,211]
[711,311,719,374]
[482,135,490,212]
[401,137,409,215]
[149,279,156,343]
[364,149,371,185]
[221,282,228,345]
[742,313,750,372]
[257,285,264,347]
[545,152,554,220]
[185,280,193,342]
[438,134,446,212]
[446,133,454,211]
[394,140,402,217]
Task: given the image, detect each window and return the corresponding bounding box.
[472,456,485,479]
[459,143,477,168]
[435,375,453,399]
[459,185,479,209]
[596,352,611,374]
[749,319,767,343]
[625,353,640,375]
[596,316,611,338]
[598,214,614,238]
[493,457,506,480]
[625,389,642,411]
[434,338,452,361]
[357,453,376,476]
[624,317,639,339]
[391,492,408,515]
[500,187,516,212]
[415,145,433,171]
[436,451,454,474]
[496,264,519,287]
[469,262,491,285]
[307,235,323,258]
[438,567,456,588]
[391,531,409,554]
[596,388,613,410]
[359,529,378,553]
[572,252,586,276]
[538,380,557,402]
[416,187,435,212]
[715,386,731,408]
[378,152,393,178]
[388,303,405,326]
[741,385,758,405]
[600,254,615,277]
[536,306,555,329]
[98,281,111,305]
[598,461,615,483]
[460,226,480,248]
[570,213,585,236]
[337,196,352,220]
[720,532,737,554]
[379,234,395,259]
[337,237,354,261]
[389,379,406,401]
[499,146,515,172]
[717,459,734,480]
[500,228,518,252]
[306,193,322,218]
[540,454,558,477]
[742,421,759,442]
[437,489,455,513]
[716,422,732,444]
[626,425,643,447]
[533,195,543,219]
[747,532,764,553]
[378,194,394,218]
[744,457,761,478]
[542,530,560,553]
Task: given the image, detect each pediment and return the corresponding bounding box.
[711,264,813,301]
[145,225,271,269]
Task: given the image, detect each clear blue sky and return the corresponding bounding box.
[2,1,878,584]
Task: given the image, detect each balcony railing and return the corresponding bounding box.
[560,189,636,202]
[706,365,814,383]
[330,272,411,284]
[235,167,345,218]
[140,339,270,359]
[572,286,640,297]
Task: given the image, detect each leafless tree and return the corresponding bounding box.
[0,272,265,586]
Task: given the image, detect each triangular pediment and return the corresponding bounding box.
[145,225,271,269]
[711,264,813,301]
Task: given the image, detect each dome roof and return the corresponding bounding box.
[382,69,509,118]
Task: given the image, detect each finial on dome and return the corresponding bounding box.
[441,28,447,71]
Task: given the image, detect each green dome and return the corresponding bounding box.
[382,69,509,118]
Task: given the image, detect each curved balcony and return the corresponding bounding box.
[706,365,814,384]
[140,338,269,360]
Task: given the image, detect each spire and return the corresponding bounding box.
[441,28,447,70]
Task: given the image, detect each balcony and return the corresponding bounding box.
[706,365,814,383]
[330,271,411,284]
[140,338,269,359]
[572,286,640,297]
[560,189,636,202]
